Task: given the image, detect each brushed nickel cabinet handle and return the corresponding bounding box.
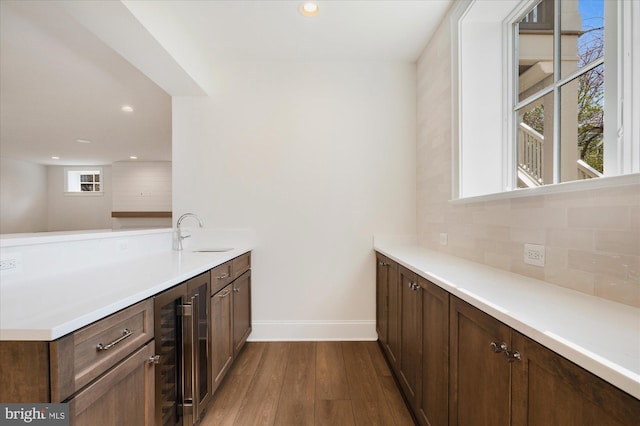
[216,272,229,280]
[96,328,133,351]
[218,289,231,298]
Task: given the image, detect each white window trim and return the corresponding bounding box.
[451,0,640,202]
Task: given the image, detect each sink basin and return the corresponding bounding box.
[190,248,234,253]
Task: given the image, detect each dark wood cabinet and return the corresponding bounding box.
[209,253,252,396]
[378,257,449,426]
[375,253,389,348]
[68,341,155,426]
[0,300,156,426]
[232,270,251,356]
[418,277,449,426]
[511,331,640,426]
[399,265,421,409]
[376,253,401,370]
[210,284,233,393]
[450,296,511,426]
[375,251,639,426]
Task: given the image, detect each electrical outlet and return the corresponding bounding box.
[0,259,17,270]
[524,243,545,267]
[439,233,448,246]
[0,252,22,275]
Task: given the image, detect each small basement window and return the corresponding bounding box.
[64,167,103,193]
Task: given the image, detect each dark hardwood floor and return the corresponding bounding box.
[200,341,415,426]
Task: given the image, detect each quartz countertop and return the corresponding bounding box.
[374,237,640,400]
[0,246,251,342]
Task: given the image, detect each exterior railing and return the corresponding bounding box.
[577,159,603,180]
[518,122,544,185]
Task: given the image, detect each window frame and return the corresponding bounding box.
[451,0,639,201]
[64,167,104,196]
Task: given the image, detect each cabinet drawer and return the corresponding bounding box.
[211,261,233,295]
[51,299,154,401]
[232,252,251,280]
[68,341,155,426]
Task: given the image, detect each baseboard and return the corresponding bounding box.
[247,320,377,341]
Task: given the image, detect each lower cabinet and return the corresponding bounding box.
[209,253,252,396]
[0,299,156,425]
[376,252,401,370]
[397,265,449,426]
[232,270,252,356]
[211,284,233,393]
[511,330,640,425]
[68,341,156,426]
[375,253,640,426]
[449,297,512,426]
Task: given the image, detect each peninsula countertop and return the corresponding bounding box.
[374,237,640,400]
[0,245,251,341]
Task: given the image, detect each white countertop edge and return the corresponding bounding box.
[0,228,172,248]
[374,242,640,400]
[0,246,252,341]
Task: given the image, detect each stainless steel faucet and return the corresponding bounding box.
[174,213,204,250]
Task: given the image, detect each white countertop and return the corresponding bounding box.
[374,238,640,400]
[0,247,251,341]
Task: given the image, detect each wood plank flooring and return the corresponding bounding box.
[200,341,415,426]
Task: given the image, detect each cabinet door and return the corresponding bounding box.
[386,259,401,369]
[211,284,234,393]
[418,278,449,426]
[399,266,421,409]
[375,253,389,346]
[68,341,155,426]
[232,270,252,356]
[450,297,510,426]
[511,331,640,425]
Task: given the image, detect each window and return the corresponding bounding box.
[453,0,639,199]
[65,167,103,193]
[515,0,606,187]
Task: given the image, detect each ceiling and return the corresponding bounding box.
[0,0,453,166]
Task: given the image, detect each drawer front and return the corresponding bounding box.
[71,299,154,393]
[232,252,251,280]
[211,261,233,295]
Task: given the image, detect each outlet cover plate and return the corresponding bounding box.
[524,243,545,267]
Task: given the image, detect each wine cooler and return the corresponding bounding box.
[154,272,211,426]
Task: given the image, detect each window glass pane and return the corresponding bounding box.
[80,174,93,183]
[561,0,604,79]
[517,91,554,188]
[95,174,100,183]
[80,184,93,192]
[517,0,554,103]
[559,64,604,183]
[95,184,100,191]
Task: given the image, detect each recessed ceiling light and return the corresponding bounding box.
[121,105,134,113]
[129,156,138,160]
[76,139,91,144]
[51,156,60,160]
[300,2,319,17]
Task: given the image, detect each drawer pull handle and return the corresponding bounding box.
[216,272,229,280]
[96,328,133,351]
[490,341,521,363]
[218,289,231,298]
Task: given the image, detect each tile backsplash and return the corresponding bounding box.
[416,12,640,308]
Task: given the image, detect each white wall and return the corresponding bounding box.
[173,62,417,340]
[0,158,47,233]
[111,161,172,229]
[47,165,113,231]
